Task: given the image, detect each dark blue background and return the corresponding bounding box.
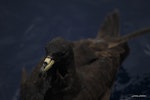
[0,0,150,100]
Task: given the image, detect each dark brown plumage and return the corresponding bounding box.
[20,10,150,100]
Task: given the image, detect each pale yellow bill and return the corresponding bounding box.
[43,57,55,72]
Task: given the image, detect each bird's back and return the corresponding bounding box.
[72,41,128,100]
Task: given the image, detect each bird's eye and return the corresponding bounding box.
[56,52,65,56]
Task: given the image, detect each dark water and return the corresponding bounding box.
[0,0,150,100]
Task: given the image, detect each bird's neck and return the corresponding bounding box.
[50,58,81,97]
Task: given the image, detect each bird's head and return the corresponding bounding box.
[40,37,73,76]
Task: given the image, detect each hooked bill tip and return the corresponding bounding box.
[40,56,55,73]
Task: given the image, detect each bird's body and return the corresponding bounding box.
[71,40,127,100]
[20,10,150,100]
